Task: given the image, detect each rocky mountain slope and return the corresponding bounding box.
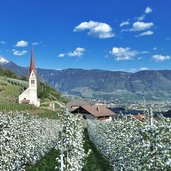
[1,56,171,101]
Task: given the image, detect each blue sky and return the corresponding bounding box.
[0,0,171,72]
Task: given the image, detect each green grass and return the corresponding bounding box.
[38,81,68,104]
[0,102,61,119]
[0,67,68,106]
[26,128,112,171]
[3,84,20,96]
[26,128,113,171]
[5,77,28,88]
[0,103,35,111]
[26,148,59,171]
[35,109,61,119]
[83,129,113,171]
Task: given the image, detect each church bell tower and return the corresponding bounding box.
[18,48,40,107]
[28,48,38,105]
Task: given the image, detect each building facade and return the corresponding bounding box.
[71,105,114,121]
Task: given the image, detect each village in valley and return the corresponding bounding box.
[17,48,171,120]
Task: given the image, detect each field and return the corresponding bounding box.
[0,111,61,171]
[1,109,171,170]
[87,115,171,170]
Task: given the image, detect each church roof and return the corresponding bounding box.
[29,48,36,77]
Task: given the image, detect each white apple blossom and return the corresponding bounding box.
[57,111,86,171]
[87,115,171,170]
[0,111,61,171]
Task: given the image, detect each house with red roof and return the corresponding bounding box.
[71,105,115,121]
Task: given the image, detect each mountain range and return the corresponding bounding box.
[1,56,171,102]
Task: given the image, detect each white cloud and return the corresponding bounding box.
[140,67,148,71]
[120,21,130,27]
[0,41,6,44]
[16,40,28,47]
[67,47,85,57]
[152,54,170,62]
[137,7,152,21]
[137,15,146,21]
[111,47,138,60]
[145,7,152,14]
[12,49,28,56]
[136,30,154,37]
[130,21,154,32]
[74,20,114,39]
[58,53,65,58]
[32,42,38,46]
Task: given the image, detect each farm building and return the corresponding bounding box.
[66,99,91,112]
[71,105,115,121]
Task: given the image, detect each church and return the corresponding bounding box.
[19,48,40,107]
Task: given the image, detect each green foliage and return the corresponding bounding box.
[3,84,20,97]
[83,129,113,171]
[5,77,28,88]
[36,110,61,120]
[0,67,67,108]
[20,76,28,81]
[0,103,35,111]
[0,67,18,79]
[26,148,59,171]
[38,81,67,103]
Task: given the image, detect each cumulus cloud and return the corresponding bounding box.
[130,21,154,32]
[145,7,152,14]
[152,55,170,62]
[58,48,85,58]
[12,49,28,56]
[58,53,65,58]
[16,40,28,47]
[137,7,152,21]
[137,15,146,21]
[121,6,153,34]
[120,21,130,27]
[111,47,138,60]
[136,30,154,37]
[74,20,114,39]
[67,47,85,57]
[0,41,6,44]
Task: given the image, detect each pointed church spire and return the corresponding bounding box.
[29,47,36,77]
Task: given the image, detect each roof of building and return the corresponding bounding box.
[29,48,36,77]
[132,114,145,122]
[66,99,91,112]
[71,105,115,117]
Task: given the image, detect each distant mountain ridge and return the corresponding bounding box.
[1,56,171,101]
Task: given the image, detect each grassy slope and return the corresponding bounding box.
[0,68,67,116]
